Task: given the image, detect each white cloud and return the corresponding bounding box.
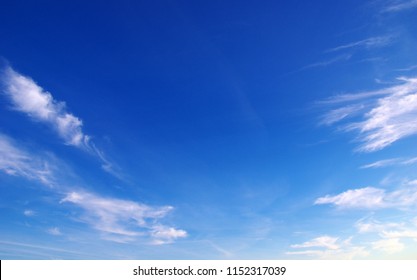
[0,134,55,186]
[381,230,417,239]
[151,225,188,245]
[321,77,417,152]
[356,219,403,233]
[301,54,352,70]
[61,191,187,244]
[291,235,341,250]
[315,185,417,209]
[315,187,386,209]
[360,156,417,169]
[47,227,62,236]
[288,236,369,259]
[372,238,405,254]
[326,36,393,53]
[0,67,89,148]
[360,158,402,168]
[23,210,35,217]
[382,0,417,13]
[320,104,364,125]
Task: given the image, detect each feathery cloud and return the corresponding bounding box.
[61,191,187,244]
[0,67,89,148]
[326,36,393,53]
[47,227,62,236]
[372,238,405,254]
[382,0,417,13]
[287,236,368,259]
[0,134,55,186]
[291,236,341,250]
[315,184,417,209]
[321,77,417,152]
[361,157,417,168]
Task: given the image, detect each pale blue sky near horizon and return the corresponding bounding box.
[1,0,417,259]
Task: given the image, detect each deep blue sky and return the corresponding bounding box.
[1,0,417,259]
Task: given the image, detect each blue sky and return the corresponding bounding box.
[1,0,417,259]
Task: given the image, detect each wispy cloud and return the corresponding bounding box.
[287,236,368,259]
[326,35,393,53]
[23,210,36,217]
[61,191,187,244]
[395,64,417,72]
[0,66,124,178]
[315,183,417,209]
[372,238,405,253]
[301,54,352,70]
[382,0,417,13]
[47,227,62,236]
[291,235,341,250]
[320,104,364,125]
[0,133,186,245]
[355,218,404,233]
[361,157,417,168]
[321,77,417,152]
[0,67,89,148]
[0,134,55,186]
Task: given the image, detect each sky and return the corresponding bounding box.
[1,0,417,259]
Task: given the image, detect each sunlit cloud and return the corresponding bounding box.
[287,236,369,259]
[291,235,341,250]
[355,218,404,233]
[372,238,405,254]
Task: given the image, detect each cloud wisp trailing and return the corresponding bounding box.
[0,66,124,178]
[61,191,187,244]
[321,77,417,152]
[361,157,417,168]
[325,35,393,53]
[0,133,187,245]
[287,236,368,259]
[0,67,89,148]
[0,134,55,187]
[314,182,417,210]
[381,0,417,13]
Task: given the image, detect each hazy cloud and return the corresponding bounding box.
[288,236,369,259]
[382,0,417,13]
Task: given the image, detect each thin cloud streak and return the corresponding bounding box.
[361,157,417,168]
[382,0,417,13]
[325,36,393,53]
[315,184,417,209]
[300,54,352,71]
